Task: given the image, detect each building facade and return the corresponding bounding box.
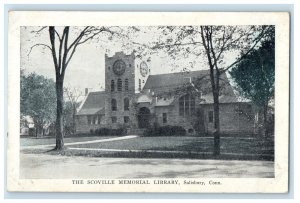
[76,51,256,135]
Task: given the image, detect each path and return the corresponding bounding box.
[20,153,274,179]
[21,135,138,149]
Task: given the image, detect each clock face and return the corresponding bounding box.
[140,61,148,77]
[113,60,126,75]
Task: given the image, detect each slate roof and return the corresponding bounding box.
[143,70,238,104]
[77,71,240,116]
[76,91,106,115]
[143,70,210,94]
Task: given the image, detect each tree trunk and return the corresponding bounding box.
[72,105,76,135]
[55,80,65,150]
[263,104,268,137]
[213,90,221,155]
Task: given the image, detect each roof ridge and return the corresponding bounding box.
[149,69,210,77]
[88,91,105,94]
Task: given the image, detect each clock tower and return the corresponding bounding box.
[134,56,151,93]
[104,51,150,128]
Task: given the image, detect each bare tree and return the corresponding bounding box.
[29,26,129,150]
[64,86,82,135]
[154,25,272,155]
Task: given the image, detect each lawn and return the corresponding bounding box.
[20,136,116,147]
[70,136,274,156]
[21,135,274,160]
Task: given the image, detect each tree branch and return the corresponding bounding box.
[31,26,47,34]
[67,26,90,51]
[27,43,52,57]
[49,26,60,77]
[77,27,107,45]
[55,30,62,41]
[58,29,66,74]
[61,27,70,77]
[221,26,271,73]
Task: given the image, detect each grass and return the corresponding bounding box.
[21,135,274,160]
[70,136,274,154]
[20,136,115,146]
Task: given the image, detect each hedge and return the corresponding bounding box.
[143,125,186,136]
[90,127,127,136]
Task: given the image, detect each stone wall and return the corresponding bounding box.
[201,103,255,135]
[75,114,106,134]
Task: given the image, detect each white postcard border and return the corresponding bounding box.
[7,11,290,193]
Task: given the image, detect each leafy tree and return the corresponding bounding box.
[20,71,56,136]
[154,25,273,155]
[230,30,275,136]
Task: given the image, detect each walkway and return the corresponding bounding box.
[22,135,138,149]
[20,153,274,179]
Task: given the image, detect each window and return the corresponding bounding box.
[111,117,117,123]
[208,111,214,123]
[96,115,101,124]
[88,115,101,125]
[190,96,195,114]
[111,99,117,111]
[179,94,196,117]
[117,78,122,91]
[87,115,92,125]
[125,79,129,91]
[163,113,167,123]
[124,116,130,123]
[111,80,115,92]
[124,98,129,111]
[93,116,97,125]
[184,95,190,116]
[138,79,141,91]
[179,96,184,116]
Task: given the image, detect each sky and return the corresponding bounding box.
[20,26,241,96]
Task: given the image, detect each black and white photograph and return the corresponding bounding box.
[7,12,289,193]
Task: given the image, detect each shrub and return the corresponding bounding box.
[143,125,186,136]
[94,127,127,136]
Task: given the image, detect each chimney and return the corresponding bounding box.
[85,88,89,96]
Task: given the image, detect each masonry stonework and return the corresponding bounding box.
[76,51,257,136]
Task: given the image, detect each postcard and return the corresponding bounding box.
[7,11,289,193]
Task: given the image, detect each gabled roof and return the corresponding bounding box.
[143,70,238,104]
[155,97,175,106]
[76,91,106,115]
[136,94,152,103]
[200,95,238,104]
[143,70,211,94]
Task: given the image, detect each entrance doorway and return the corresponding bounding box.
[138,107,151,128]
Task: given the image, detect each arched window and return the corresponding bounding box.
[125,79,129,91]
[138,79,141,91]
[111,99,117,111]
[111,80,115,92]
[117,78,122,91]
[179,94,195,117]
[124,98,129,111]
